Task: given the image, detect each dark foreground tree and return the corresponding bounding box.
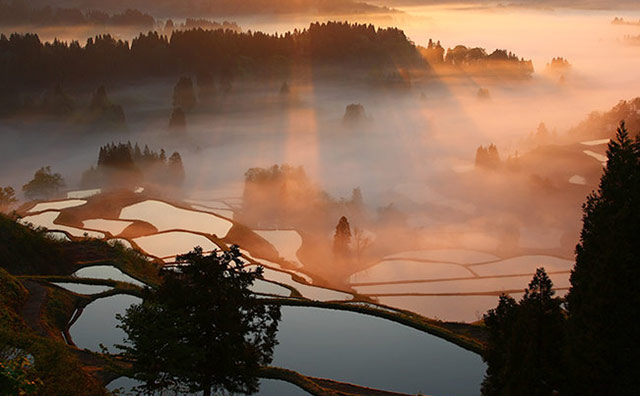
[22,167,65,201]
[565,122,640,395]
[117,246,281,396]
[481,268,565,396]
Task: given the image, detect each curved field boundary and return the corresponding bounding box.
[264,298,486,354]
[362,287,570,297]
[350,270,572,287]
[259,366,416,396]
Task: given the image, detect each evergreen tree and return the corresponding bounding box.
[565,122,640,395]
[481,268,566,396]
[475,143,501,169]
[133,143,142,161]
[333,216,352,260]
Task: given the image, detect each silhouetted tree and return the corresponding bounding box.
[333,216,352,260]
[88,85,126,130]
[168,152,185,185]
[545,57,571,72]
[117,246,281,396]
[475,144,501,169]
[482,268,566,396]
[81,142,183,189]
[0,187,17,212]
[173,77,196,112]
[565,122,640,395]
[420,39,445,64]
[343,104,365,125]
[22,167,65,200]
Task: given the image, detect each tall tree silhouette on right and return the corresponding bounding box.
[566,121,640,395]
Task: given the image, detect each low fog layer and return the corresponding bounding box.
[2,6,640,273]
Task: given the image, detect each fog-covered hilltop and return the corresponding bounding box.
[0,21,535,118]
[378,0,640,10]
[0,1,155,28]
[0,1,241,32]
[26,0,398,17]
[0,22,423,90]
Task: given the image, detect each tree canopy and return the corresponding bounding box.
[81,142,184,188]
[21,167,65,201]
[117,246,281,396]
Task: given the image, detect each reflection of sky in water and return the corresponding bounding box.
[273,306,485,396]
[80,301,484,396]
[74,266,146,287]
[69,294,142,354]
[107,376,312,396]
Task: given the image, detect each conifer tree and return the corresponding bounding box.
[565,122,640,395]
[481,268,565,396]
[333,216,352,260]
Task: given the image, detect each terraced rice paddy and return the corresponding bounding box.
[20,211,105,238]
[28,199,87,212]
[120,200,233,237]
[351,250,574,322]
[73,265,146,287]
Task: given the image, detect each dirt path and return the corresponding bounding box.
[20,280,49,337]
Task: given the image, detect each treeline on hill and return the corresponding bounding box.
[0,22,424,92]
[420,39,533,76]
[0,1,241,32]
[0,0,155,28]
[568,97,640,141]
[0,83,126,129]
[81,142,184,189]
